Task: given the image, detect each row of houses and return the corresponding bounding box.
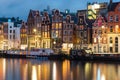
[0,0,120,54]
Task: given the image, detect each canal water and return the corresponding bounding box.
[0,58,120,80]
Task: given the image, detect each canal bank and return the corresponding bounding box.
[1,51,120,62]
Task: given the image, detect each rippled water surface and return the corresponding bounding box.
[0,58,120,80]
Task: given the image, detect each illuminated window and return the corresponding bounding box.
[115,25,119,32]
[59,23,62,28]
[52,23,55,29]
[94,38,96,43]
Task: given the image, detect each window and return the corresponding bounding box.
[13,35,15,39]
[70,25,72,29]
[94,30,97,34]
[10,26,12,28]
[69,37,72,41]
[94,38,96,43]
[110,47,113,53]
[13,30,15,33]
[115,15,119,22]
[56,23,58,29]
[110,37,113,43]
[67,25,69,29]
[109,16,113,22]
[110,26,113,32]
[80,32,83,37]
[103,46,106,52]
[10,30,12,33]
[115,37,118,52]
[79,18,83,23]
[94,46,96,53]
[10,35,12,39]
[84,31,87,37]
[64,25,66,29]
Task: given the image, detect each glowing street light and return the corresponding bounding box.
[33,29,37,32]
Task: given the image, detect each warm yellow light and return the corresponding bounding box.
[94,38,96,43]
[33,29,37,32]
[116,25,119,28]
[53,62,56,80]
[53,41,56,44]
[102,26,104,29]
[32,66,37,80]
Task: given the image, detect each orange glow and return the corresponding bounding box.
[32,66,37,80]
[53,62,56,80]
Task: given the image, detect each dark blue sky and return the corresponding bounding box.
[0,0,119,21]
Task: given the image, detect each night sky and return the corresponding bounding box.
[0,0,119,20]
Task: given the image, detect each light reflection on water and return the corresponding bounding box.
[0,58,120,80]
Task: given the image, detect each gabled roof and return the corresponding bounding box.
[108,2,120,11]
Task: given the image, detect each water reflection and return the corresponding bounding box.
[0,58,120,80]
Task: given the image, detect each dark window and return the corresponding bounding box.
[110,26,113,32]
[110,47,113,53]
[110,37,113,43]
[10,30,12,33]
[110,16,113,22]
[115,37,118,52]
[10,26,12,28]
[115,15,119,22]
[13,30,15,33]
[13,35,15,39]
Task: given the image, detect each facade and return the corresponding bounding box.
[0,23,4,50]
[92,15,108,53]
[87,2,108,19]
[75,13,89,49]
[8,19,21,49]
[27,10,42,49]
[107,2,120,53]
[51,10,63,52]
[41,11,51,48]
[62,15,74,54]
[20,22,28,50]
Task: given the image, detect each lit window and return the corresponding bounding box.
[56,23,58,29]
[94,38,96,43]
[115,25,119,32]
